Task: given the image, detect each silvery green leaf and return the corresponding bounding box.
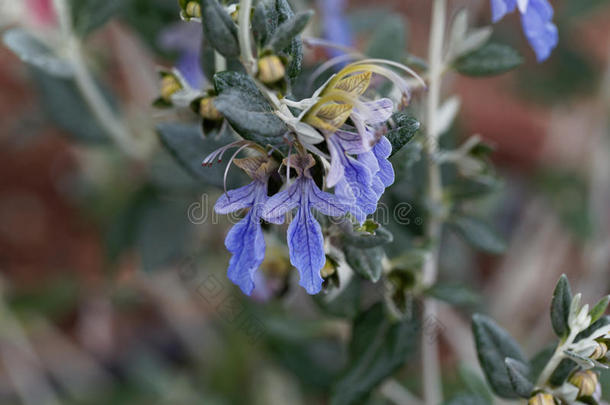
[3,29,73,78]
[343,245,384,282]
[458,364,494,403]
[454,43,523,77]
[548,358,577,386]
[472,314,527,398]
[386,114,420,158]
[201,0,240,58]
[433,96,461,136]
[213,71,287,146]
[252,0,278,47]
[563,350,596,369]
[589,295,610,324]
[551,274,573,337]
[266,10,313,53]
[504,358,534,398]
[275,0,303,81]
[448,215,506,254]
[455,27,493,59]
[447,9,468,59]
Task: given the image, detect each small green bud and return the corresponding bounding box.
[569,370,598,398]
[528,393,555,405]
[199,97,223,121]
[591,341,608,360]
[160,75,182,101]
[185,1,201,18]
[257,55,285,84]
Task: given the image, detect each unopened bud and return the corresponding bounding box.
[257,55,285,84]
[320,258,336,278]
[185,1,201,18]
[160,75,182,101]
[199,97,222,121]
[591,341,608,360]
[569,370,598,398]
[528,393,555,405]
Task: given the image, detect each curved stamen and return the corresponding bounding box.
[307,53,363,93]
[223,143,252,196]
[302,37,360,56]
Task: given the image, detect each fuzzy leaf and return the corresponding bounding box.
[472,314,527,399]
[201,0,240,58]
[551,274,573,338]
[252,0,278,47]
[386,114,420,158]
[69,0,123,36]
[449,215,506,254]
[505,358,534,398]
[454,43,523,77]
[589,295,610,324]
[343,245,384,282]
[3,29,73,78]
[266,10,313,53]
[275,0,303,81]
[330,303,419,405]
[213,72,287,146]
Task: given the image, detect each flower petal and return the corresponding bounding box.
[520,0,558,62]
[326,135,346,188]
[307,178,349,217]
[225,210,266,295]
[358,98,394,124]
[287,205,326,294]
[335,128,369,154]
[261,181,301,220]
[490,0,517,22]
[374,137,395,187]
[214,181,258,214]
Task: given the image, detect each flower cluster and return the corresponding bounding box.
[212,61,411,295]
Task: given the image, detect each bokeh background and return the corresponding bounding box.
[0,0,609,403]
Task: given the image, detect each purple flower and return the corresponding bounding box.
[491,0,558,62]
[159,22,205,88]
[316,0,353,59]
[325,98,394,223]
[261,155,349,294]
[214,157,280,295]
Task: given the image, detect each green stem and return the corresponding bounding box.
[422,0,447,403]
[51,0,141,158]
[238,0,256,74]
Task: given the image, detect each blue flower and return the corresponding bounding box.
[214,157,280,295]
[261,154,349,294]
[490,0,558,62]
[317,0,353,59]
[325,98,394,223]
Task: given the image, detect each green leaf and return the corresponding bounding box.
[505,358,534,398]
[590,295,610,324]
[427,283,480,308]
[529,345,555,382]
[344,245,384,282]
[472,314,527,399]
[454,42,523,77]
[252,0,278,47]
[31,67,111,143]
[576,315,610,342]
[448,215,506,254]
[213,72,287,146]
[314,278,361,319]
[156,122,236,188]
[342,222,393,248]
[458,364,494,403]
[275,0,303,81]
[442,394,490,405]
[330,303,419,405]
[386,114,420,158]
[266,10,313,53]
[201,0,240,58]
[549,358,578,386]
[3,29,73,78]
[70,0,123,36]
[551,274,573,338]
[365,15,407,62]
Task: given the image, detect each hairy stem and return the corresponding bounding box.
[238,0,256,74]
[422,0,447,403]
[536,329,577,387]
[51,0,141,158]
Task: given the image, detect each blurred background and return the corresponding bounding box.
[0,0,609,403]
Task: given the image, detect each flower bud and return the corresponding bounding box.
[199,97,223,121]
[160,75,182,101]
[527,393,555,405]
[569,370,598,397]
[591,341,608,360]
[320,258,336,278]
[257,55,285,84]
[185,1,201,18]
